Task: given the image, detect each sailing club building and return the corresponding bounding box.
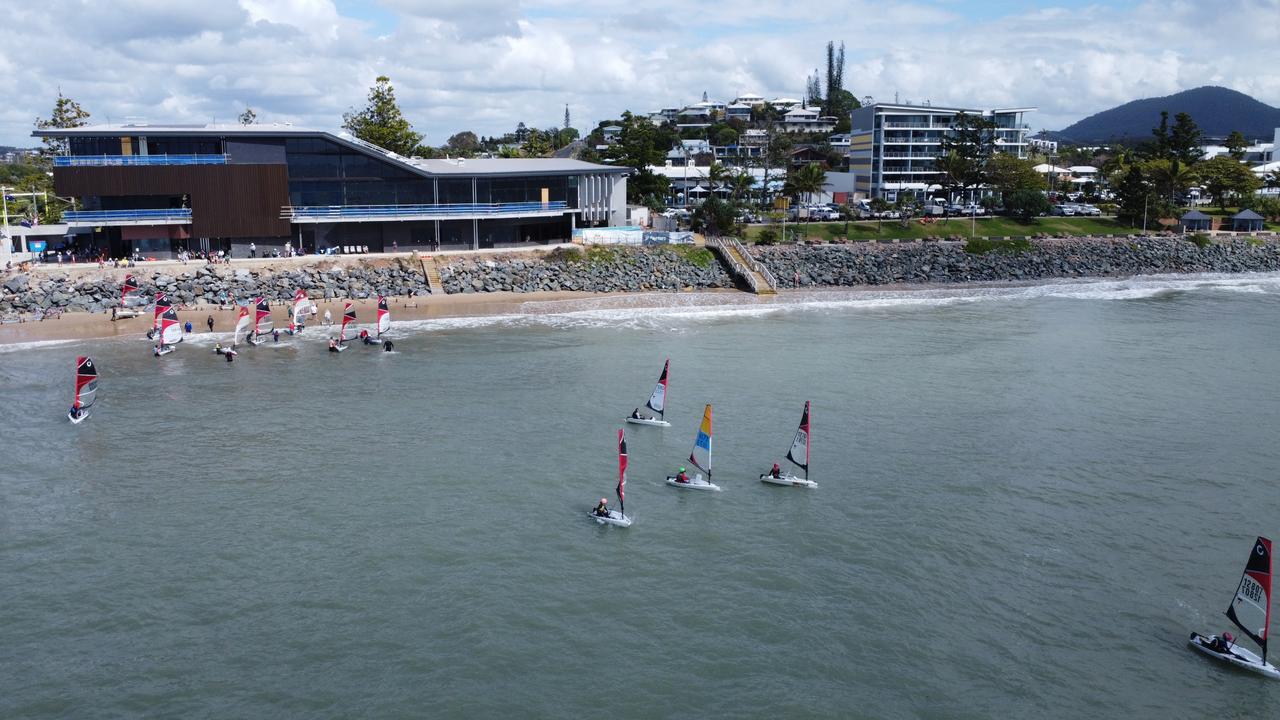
[33,124,629,258]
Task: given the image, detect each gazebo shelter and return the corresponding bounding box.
[1231,209,1265,232]
[1180,209,1212,231]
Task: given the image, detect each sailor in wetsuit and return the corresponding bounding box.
[630,408,642,420]
[383,340,394,352]
[768,462,782,478]
[328,338,339,352]
[594,498,611,517]
[1208,632,1235,654]
[68,403,81,420]
[675,467,689,483]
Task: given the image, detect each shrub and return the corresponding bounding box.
[965,237,1033,255]
[669,245,713,268]
[1187,233,1212,248]
[546,246,583,263]
[756,227,780,245]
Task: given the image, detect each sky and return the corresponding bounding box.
[2,0,1278,147]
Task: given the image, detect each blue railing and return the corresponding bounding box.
[64,209,193,223]
[282,201,570,220]
[54,154,228,167]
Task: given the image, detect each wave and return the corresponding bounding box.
[0,337,82,354]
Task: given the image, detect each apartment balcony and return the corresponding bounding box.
[53,154,228,167]
[281,201,572,223]
[63,209,192,227]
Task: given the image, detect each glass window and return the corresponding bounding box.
[439,179,473,205]
[288,153,342,179]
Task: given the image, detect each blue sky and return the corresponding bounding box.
[1,0,1277,147]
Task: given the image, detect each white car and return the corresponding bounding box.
[957,204,985,216]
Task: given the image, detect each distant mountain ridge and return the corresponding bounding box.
[1053,86,1280,143]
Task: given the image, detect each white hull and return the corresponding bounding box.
[330,343,348,353]
[1189,633,1280,679]
[114,309,140,319]
[626,416,670,427]
[666,474,721,491]
[68,410,91,424]
[153,345,175,356]
[760,473,817,488]
[588,510,632,527]
[247,336,264,346]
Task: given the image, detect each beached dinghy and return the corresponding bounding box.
[590,429,633,527]
[1189,536,1280,679]
[153,305,183,356]
[115,275,142,318]
[667,404,721,491]
[626,359,671,427]
[67,356,98,424]
[246,297,272,346]
[761,401,817,488]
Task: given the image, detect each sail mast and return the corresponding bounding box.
[617,429,627,518]
[1225,536,1272,664]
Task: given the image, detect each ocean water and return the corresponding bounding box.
[4,273,1280,719]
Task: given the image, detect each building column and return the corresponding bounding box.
[473,218,479,250]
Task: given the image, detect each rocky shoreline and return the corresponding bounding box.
[4,236,1280,319]
[756,236,1280,287]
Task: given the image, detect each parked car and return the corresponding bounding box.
[1050,204,1076,216]
[1072,203,1101,217]
[956,203,985,216]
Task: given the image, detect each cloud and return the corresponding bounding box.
[1,0,1278,147]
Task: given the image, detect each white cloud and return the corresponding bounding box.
[2,0,1278,147]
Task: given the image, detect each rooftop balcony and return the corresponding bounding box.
[63,209,192,226]
[54,154,228,167]
[282,201,571,223]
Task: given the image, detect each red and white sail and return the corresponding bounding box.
[253,297,273,336]
[120,275,139,307]
[152,293,170,331]
[73,356,98,410]
[376,296,391,337]
[1227,536,1273,662]
[233,306,253,346]
[340,302,355,343]
[645,359,669,418]
[159,306,183,345]
[785,401,811,478]
[290,290,310,330]
[617,429,628,516]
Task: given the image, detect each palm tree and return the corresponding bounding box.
[790,163,827,207]
[1149,159,1197,206]
[707,162,730,200]
[730,170,755,204]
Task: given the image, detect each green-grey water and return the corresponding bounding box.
[4,273,1280,719]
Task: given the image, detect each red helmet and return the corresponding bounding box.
[1224,632,1235,642]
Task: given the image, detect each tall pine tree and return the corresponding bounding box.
[35,91,91,156]
[341,76,423,156]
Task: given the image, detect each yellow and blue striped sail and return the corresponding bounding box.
[689,404,713,475]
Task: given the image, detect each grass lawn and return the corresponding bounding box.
[742,216,1139,243]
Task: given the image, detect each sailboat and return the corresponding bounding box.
[67,356,98,424]
[1189,536,1279,678]
[376,296,391,338]
[153,305,183,356]
[116,275,141,318]
[330,302,354,352]
[286,290,310,334]
[626,359,671,427]
[229,306,252,351]
[590,429,633,527]
[666,404,720,491]
[247,297,272,345]
[149,292,169,339]
[761,401,816,488]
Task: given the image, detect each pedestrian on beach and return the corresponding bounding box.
[206,315,214,332]
[324,309,332,326]
[249,242,256,259]
[184,321,193,334]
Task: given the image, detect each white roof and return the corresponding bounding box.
[734,93,764,101]
[1068,165,1098,173]
[785,108,819,118]
[770,97,801,105]
[726,103,752,111]
[1033,163,1071,173]
[1253,160,1280,172]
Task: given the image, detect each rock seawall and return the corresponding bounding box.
[439,246,730,294]
[757,237,1280,287]
[0,259,431,319]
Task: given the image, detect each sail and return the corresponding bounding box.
[160,307,183,345]
[1226,536,1272,658]
[291,290,309,330]
[785,401,811,474]
[74,356,98,410]
[120,275,139,306]
[254,297,273,335]
[617,429,628,515]
[340,302,355,342]
[152,293,170,330]
[645,359,669,416]
[689,404,713,476]
[376,296,391,336]
[233,307,252,345]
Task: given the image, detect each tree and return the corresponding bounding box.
[805,69,822,107]
[445,131,480,157]
[985,153,1046,198]
[564,104,571,130]
[789,163,827,205]
[514,122,530,143]
[938,112,997,202]
[1146,159,1196,204]
[690,195,739,238]
[521,129,553,157]
[1169,112,1203,166]
[1197,155,1262,209]
[238,107,257,125]
[894,194,921,228]
[1003,189,1051,222]
[714,127,738,147]
[1150,111,1170,160]
[822,41,846,117]
[1115,165,1157,227]
[557,127,580,148]
[1225,130,1248,161]
[869,197,891,231]
[342,76,423,156]
[35,91,91,156]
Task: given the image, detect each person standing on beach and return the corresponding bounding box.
[324,309,332,326]
[249,242,256,259]
[206,315,214,332]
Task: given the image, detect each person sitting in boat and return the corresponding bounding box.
[675,467,689,483]
[328,339,339,352]
[153,344,163,356]
[768,462,782,478]
[594,498,610,517]
[68,403,81,420]
[630,408,642,420]
[214,342,223,355]
[225,350,234,363]
[1208,632,1235,654]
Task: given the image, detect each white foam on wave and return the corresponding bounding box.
[0,337,81,354]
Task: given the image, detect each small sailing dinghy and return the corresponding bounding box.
[761,401,816,488]
[226,306,252,352]
[286,290,310,335]
[376,295,391,338]
[1189,536,1279,679]
[68,356,98,424]
[116,275,142,318]
[153,305,183,356]
[590,429,633,527]
[330,303,354,352]
[667,404,720,491]
[247,297,272,346]
[626,359,671,427]
[147,292,169,339]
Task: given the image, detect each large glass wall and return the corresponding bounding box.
[285,137,431,206]
[474,176,568,204]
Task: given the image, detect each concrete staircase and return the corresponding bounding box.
[422,256,443,294]
[707,237,778,295]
